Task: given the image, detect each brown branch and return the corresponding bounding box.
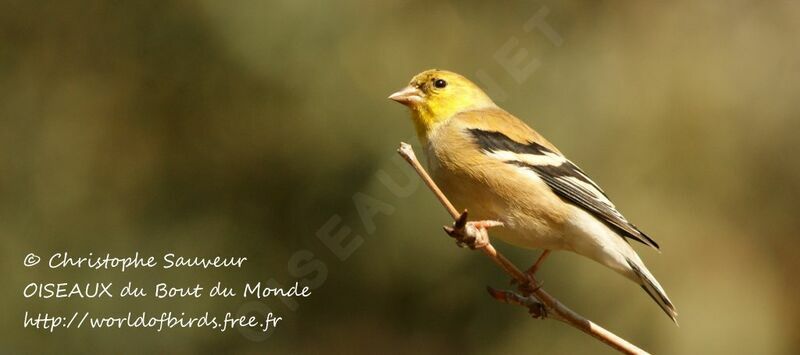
[397,142,649,355]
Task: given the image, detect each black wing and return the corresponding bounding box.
[469,128,659,249]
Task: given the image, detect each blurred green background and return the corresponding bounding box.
[2,1,799,354]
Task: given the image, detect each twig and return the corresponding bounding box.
[486,286,547,319]
[397,142,648,355]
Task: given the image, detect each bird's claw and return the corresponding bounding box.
[487,286,548,319]
[517,277,544,295]
[443,210,503,250]
[511,250,551,287]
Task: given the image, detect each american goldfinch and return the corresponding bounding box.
[389,69,677,323]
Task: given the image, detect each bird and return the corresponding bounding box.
[388,69,677,323]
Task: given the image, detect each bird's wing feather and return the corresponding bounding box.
[467,127,659,249]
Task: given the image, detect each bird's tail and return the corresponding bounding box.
[626,257,678,324]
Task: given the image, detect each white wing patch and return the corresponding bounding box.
[488,148,615,210]
[486,149,567,167]
[561,175,614,207]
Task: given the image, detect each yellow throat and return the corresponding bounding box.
[389,69,495,140]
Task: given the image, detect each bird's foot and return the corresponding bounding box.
[443,210,502,250]
[487,286,548,319]
[511,249,552,286]
[517,277,544,296]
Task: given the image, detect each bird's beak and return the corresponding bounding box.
[388,86,423,106]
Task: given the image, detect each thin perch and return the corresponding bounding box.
[397,142,648,355]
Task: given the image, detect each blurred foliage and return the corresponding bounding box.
[1,1,799,354]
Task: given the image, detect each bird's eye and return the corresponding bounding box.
[433,79,447,89]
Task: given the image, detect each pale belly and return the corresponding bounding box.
[427,157,569,251]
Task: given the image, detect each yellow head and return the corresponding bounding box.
[389,69,495,139]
